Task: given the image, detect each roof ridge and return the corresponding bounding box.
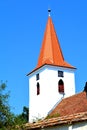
[63,92,85,100]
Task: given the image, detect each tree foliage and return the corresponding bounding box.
[0,81,29,130]
[14,106,29,126]
[0,81,14,128]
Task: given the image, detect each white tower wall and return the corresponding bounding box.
[29,65,75,122]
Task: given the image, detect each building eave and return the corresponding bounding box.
[27,63,76,76]
[25,112,87,130]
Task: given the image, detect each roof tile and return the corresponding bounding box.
[50,92,87,117]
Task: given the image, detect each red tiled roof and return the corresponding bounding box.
[36,16,75,69]
[25,92,87,129]
[25,112,87,129]
[50,92,87,117]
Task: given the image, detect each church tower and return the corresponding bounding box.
[27,12,76,123]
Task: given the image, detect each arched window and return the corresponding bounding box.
[37,82,40,95]
[58,79,64,93]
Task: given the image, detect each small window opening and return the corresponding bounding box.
[58,71,64,77]
[36,73,39,80]
[58,79,64,93]
[37,82,40,95]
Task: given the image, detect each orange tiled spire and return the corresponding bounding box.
[36,15,75,69]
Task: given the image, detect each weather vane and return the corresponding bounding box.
[48,9,51,16]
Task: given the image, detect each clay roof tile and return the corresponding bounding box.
[50,92,87,117]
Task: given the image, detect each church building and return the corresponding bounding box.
[27,11,76,123]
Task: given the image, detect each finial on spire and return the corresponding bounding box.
[48,9,51,16]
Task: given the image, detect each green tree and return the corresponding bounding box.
[14,106,29,126]
[0,81,29,130]
[0,81,14,129]
[22,106,29,122]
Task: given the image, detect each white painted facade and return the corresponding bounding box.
[72,121,87,130]
[29,65,75,122]
[42,121,87,130]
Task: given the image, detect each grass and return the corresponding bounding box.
[46,113,60,119]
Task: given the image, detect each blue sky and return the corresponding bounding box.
[0,0,87,115]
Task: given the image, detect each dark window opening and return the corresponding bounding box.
[58,71,64,77]
[37,82,40,95]
[36,73,39,80]
[58,79,64,93]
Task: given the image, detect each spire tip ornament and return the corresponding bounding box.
[48,9,51,16]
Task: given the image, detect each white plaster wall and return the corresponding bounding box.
[40,121,87,130]
[64,70,75,97]
[44,125,69,130]
[29,65,75,122]
[72,121,87,130]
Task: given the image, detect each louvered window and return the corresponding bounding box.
[36,73,39,80]
[58,71,64,77]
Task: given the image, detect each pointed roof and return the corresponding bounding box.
[36,16,75,69]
